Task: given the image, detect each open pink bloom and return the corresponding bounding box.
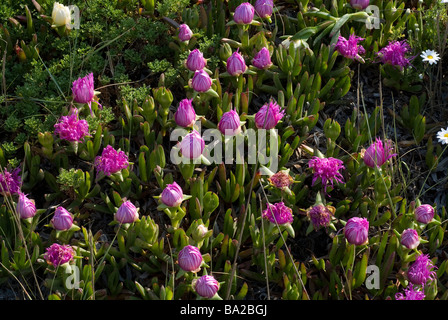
[161,182,184,207]
[344,217,369,245]
[377,40,413,70]
[233,2,255,24]
[268,170,293,189]
[186,49,207,72]
[17,192,37,219]
[116,201,139,224]
[414,204,434,224]
[72,73,102,116]
[218,110,241,136]
[227,49,247,76]
[395,284,425,300]
[180,130,205,159]
[407,254,437,286]
[254,0,274,18]
[252,47,273,69]
[334,34,365,62]
[51,206,74,231]
[44,243,74,266]
[178,24,193,42]
[94,145,129,176]
[0,167,22,196]
[308,156,345,193]
[178,245,203,272]
[195,275,220,298]
[54,108,89,142]
[350,0,370,10]
[174,98,196,128]
[363,138,396,168]
[401,228,420,249]
[254,100,285,129]
[191,69,212,92]
[262,202,294,225]
[308,205,333,230]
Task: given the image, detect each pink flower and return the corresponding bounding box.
[401,228,420,249]
[161,182,184,207]
[17,193,37,219]
[178,24,193,42]
[252,47,273,69]
[254,0,274,18]
[350,0,370,10]
[233,2,255,24]
[363,138,396,168]
[116,201,139,224]
[344,217,369,245]
[407,254,437,286]
[227,49,247,76]
[94,145,129,176]
[268,170,293,189]
[174,99,196,128]
[254,100,285,129]
[308,156,345,194]
[218,110,241,136]
[44,243,74,266]
[377,40,413,70]
[395,284,425,300]
[414,204,434,224]
[334,34,365,62]
[195,275,220,298]
[191,69,212,92]
[308,205,333,230]
[51,206,74,231]
[0,167,22,196]
[262,202,294,225]
[180,130,205,159]
[54,108,89,142]
[72,73,102,116]
[178,245,203,272]
[186,49,207,72]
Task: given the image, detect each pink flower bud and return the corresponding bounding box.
[350,0,370,10]
[180,130,205,159]
[414,204,434,224]
[17,193,36,219]
[252,47,273,69]
[363,138,396,168]
[344,217,369,245]
[115,201,139,224]
[401,228,420,249]
[72,73,94,104]
[191,69,212,92]
[178,24,193,42]
[218,110,241,136]
[254,0,274,18]
[227,49,247,76]
[174,99,196,128]
[195,275,219,298]
[178,245,203,272]
[161,182,184,207]
[51,206,74,231]
[254,100,285,129]
[233,2,255,24]
[186,49,207,72]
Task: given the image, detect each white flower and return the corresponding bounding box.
[436,127,448,144]
[52,2,71,29]
[420,49,440,65]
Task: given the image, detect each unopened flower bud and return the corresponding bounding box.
[51,206,74,231]
[218,110,241,136]
[161,182,184,207]
[17,193,37,219]
[401,228,420,249]
[52,2,71,28]
[174,99,196,128]
[227,49,247,76]
[178,24,193,42]
[180,130,205,159]
[178,245,203,272]
[194,275,220,298]
[344,217,369,245]
[191,69,212,92]
[414,204,434,224]
[116,200,139,224]
[186,49,207,72]
[252,47,273,69]
[233,2,255,24]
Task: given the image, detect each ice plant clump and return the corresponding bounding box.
[227,49,247,76]
[377,40,412,70]
[174,99,196,128]
[268,170,293,189]
[161,182,184,207]
[407,254,437,286]
[195,275,220,298]
[191,69,213,92]
[178,245,203,272]
[252,47,273,69]
[44,243,74,266]
[254,100,285,129]
[308,157,345,194]
[0,167,22,196]
[72,73,101,116]
[52,2,71,28]
[115,201,139,224]
[54,108,89,142]
[178,24,193,42]
[363,138,397,168]
[186,49,207,72]
[254,0,274,18]
[17,193,37,219]
[51,206,74,231]
[350,0,370,10]
[344,217,369,245]
[233,2,255,24]
[180,130,205,159]
[218,110,241,136]
[334,34,365,62]
[401,228,420,250]
[308,205,333,230]
[262,202,294,225]
[395,284,425,300]
[94,145,129,176]
[414,204,435,224]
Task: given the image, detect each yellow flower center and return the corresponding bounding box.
[428,55,433,59]
[444,133,448,138]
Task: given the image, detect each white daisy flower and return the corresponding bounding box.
[436,127,448,144]
[420,49,440,65]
